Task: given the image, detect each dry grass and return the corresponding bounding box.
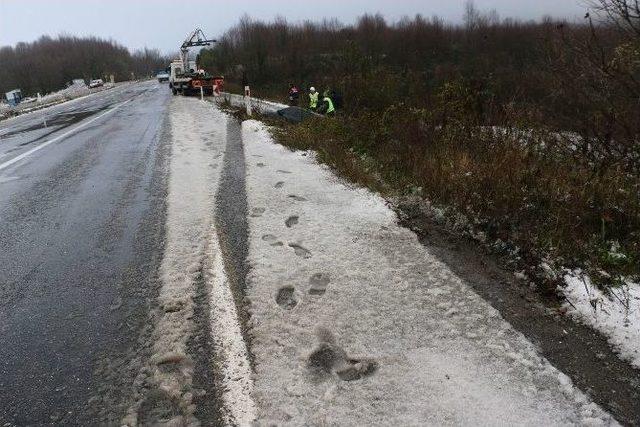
[271,104,640,291]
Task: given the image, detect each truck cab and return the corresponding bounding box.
[168,59,222,96]
[169,60,196,95]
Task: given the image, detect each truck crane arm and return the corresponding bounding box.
[180,28,216,72]
[170,28,222,97]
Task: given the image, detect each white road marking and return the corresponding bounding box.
[0,99,132,172]
[207,228,257,425]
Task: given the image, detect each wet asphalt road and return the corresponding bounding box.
[0,81,171,425]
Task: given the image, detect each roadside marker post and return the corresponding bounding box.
[200,86,204,101]
[245,86,252,116]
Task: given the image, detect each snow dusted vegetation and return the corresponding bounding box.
[562,272,640,369]
[241,119,617,425]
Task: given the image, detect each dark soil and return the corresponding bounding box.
[396,202,640,426]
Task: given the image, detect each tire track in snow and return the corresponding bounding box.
[122,99,255,426]
[209,116,256,425]
[121,98,221,426]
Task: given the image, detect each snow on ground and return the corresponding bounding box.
[122,97,234,425]
[218,92,288,115]
[242,119,617,426]
[0,82,128,121]
[206,226,257,425]
[562,272,640,369]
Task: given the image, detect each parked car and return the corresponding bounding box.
[5,89,22,106]
[156,72,170,83]
[89,79,104,88]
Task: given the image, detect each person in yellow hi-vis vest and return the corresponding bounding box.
[309,87,319,111]
[318,89,335,116]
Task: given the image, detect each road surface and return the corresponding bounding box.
[0,82,170,424]
[0,82,637,426]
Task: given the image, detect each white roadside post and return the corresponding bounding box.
[200,86,204,101]
[245,85,252,116]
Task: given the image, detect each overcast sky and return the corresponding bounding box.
[1,0,587,53]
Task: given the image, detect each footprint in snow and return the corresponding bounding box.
[274,181,285,188]
[257,163,266,167]
[309,273,330,295]
[288,195,307,202]
[288,243,311,258]
[277,170,292,174]
[307,328,377,381]
[261,234,284,247]
[276,286,297,309]
[285,215,299,228]
[251,207,266,217]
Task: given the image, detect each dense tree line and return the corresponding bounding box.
[198,9,556,110]
[199,1,640,177]
[0,35,168,96]
[198,3,638,135]
[201,1,640,283]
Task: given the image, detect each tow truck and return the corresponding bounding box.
[169,29,223,96]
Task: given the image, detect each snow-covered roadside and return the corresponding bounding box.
[217,92,288,115]
[242,119,617,425]
[562,272,640,369]
[122,98,252,425]
[0,82,131,122]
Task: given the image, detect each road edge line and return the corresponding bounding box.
[0,98,132,172]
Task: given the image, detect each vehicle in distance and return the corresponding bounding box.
[88,79,104,88]
[21,96,37,104]
[157,71,170,83]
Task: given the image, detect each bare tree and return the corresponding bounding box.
[589,0,640,36]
